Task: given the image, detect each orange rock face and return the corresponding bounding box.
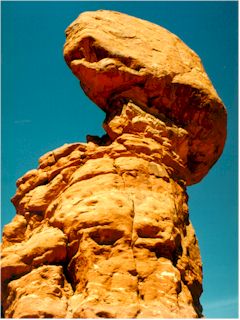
[64,10,227,185]
[1,10,226,319]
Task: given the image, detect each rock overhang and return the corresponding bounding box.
[64,10,227,186]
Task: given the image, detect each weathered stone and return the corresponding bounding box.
[2,265,73,318]
[2,215,27,248]
[1,103,203,317]
[1,10,227,319]
[1,226,67,283]
[64,10,227,185]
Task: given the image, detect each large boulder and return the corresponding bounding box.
[64,10,227,185]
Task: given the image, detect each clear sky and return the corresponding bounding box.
[1,1,238,318]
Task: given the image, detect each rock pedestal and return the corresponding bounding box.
[1,10,226,319]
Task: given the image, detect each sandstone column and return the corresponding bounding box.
[1,10,226,318]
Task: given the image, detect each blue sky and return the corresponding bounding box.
[1,1,238,318]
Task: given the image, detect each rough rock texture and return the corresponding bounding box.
[1,10,226,319]
[64,10,226,185]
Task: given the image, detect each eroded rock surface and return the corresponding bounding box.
[64,10,226,185]
[2,10,227,319]
[2,103,203,318]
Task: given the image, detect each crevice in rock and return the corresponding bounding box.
[89,228,124,246]
[62,259,75,293]
[96,311,114,318]
[149,244,173,260]
[172,241,183,267]
[1,305,5,319]
[130,197,141,317]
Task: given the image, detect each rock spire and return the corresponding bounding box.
[1,10,226,318]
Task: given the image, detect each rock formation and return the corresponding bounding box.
[1,10,226,318]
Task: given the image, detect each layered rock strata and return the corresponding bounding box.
[1,10,226,319]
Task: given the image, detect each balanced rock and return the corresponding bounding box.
[1,10,226,319]
[64,10,226,185]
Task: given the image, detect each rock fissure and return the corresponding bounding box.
[129,197,141,317]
